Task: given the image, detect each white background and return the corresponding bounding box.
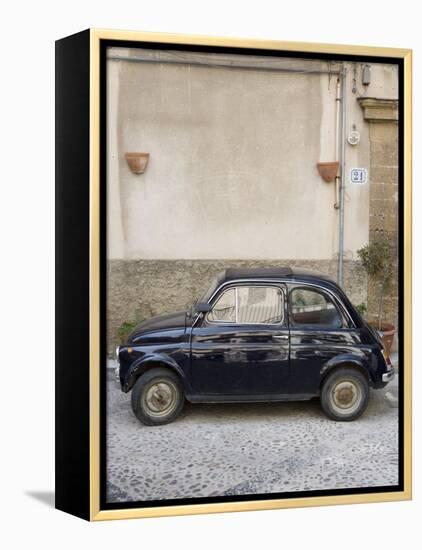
[0,1,419,548]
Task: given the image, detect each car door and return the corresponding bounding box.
[287,284,361,394]
[190,283,290,396]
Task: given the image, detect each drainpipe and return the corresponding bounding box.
[338,68,347,288]
[334,68,347,288]
[334,78,341,210]
[108,53,342,77]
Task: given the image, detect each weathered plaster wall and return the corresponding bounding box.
[107,50,375,261]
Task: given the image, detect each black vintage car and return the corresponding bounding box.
[116,267,395,425]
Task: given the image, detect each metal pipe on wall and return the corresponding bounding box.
[107,53,342,76]
[334,78,341,210]
[338,67,347,288]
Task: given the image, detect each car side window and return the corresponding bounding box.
[208,286,284,324]
[289,287,343,328]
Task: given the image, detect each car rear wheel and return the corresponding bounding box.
[320,367,369,421]
[131,368,184,426]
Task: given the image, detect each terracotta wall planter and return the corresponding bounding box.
[369,321,396,354]
[317,161,339,183]
[125,152,150,174]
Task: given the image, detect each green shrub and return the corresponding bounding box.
[357,239,393,279]
[117,318,141,344]
[355,302,367,317]
[357,237,394,329]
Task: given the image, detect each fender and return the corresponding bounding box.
[320,353,373,385]
[123,352,186,392]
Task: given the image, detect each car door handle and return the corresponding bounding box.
[273,334,288,340]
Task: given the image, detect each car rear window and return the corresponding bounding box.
[289,287,343,328]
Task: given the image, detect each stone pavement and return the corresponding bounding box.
[106,365,399,503]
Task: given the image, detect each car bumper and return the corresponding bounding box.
[382,369,395,383]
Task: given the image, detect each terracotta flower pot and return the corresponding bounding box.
[125,152,150,174]
[369,321,396,354]
[317,161,340,183]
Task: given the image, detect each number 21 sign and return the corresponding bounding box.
[350,167,368,184]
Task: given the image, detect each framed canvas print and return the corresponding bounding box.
[55,29,412,521]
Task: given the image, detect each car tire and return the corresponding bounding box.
[320,367,369,421]
[131,367,184,426]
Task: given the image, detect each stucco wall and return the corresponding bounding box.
[107,50,399,261]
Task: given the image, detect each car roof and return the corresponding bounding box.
[218,267,337,285]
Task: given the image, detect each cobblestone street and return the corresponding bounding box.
[106,365,399,503]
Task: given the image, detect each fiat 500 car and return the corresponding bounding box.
[116,267,395,425]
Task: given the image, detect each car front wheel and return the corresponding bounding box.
[131,368,184,426]
[320,367,369,421]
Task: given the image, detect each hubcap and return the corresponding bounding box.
[331,379,362,415]
[143,380,178,418]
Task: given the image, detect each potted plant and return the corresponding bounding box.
[357,237,396,353]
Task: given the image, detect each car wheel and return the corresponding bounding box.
[320,367,369,421]
[131,367,184,426]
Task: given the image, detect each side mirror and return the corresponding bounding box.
[195,302,212,313]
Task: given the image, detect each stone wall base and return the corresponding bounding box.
[106,259,367,353]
